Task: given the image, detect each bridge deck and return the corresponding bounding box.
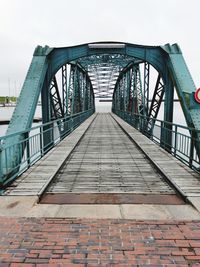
[3,113,200,209]
[46,113,174,195]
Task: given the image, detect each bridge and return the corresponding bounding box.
[1,42,200,265]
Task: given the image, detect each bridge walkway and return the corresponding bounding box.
[2,112,200,217]
[46,113,174,197]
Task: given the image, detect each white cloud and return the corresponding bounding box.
[0,0,200,95]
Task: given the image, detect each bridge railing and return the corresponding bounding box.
[113,109,200,172]
[0,109,94,187]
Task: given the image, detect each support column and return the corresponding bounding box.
[162,71,174,152]
[62,64,67,115]
[144,62,150,114]
[41,76,54,153]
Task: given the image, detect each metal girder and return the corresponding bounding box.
[67,64,81,115]
[72,67,82,114]
[62,64,67,114]
[162,44,197,129]
[66,64,94,115]
[78,54,138,99]
[6,47,51,134]
[161,44,200,157]
[146,74,164,133]
[143,62,150,114]
[66,64,74,115]
[0,47,51,185]
[132,65,145,116]
[50,76,64,119]
[112,64,145,127]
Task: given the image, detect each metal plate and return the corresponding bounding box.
[40,193,185,205]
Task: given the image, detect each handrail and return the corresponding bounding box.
[0,110,93,141]
[113,109,200,173]
[0,109,94,187]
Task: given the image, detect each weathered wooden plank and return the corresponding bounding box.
[47,114,175,195]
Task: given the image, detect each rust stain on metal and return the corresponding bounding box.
[40,193,185,205]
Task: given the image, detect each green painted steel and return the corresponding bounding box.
[0,110,94,187]
[111,43,200,160]
[7,48,50,135]
[164,45,199,127]
[7,42,198,138]
[0,49,50,184]
[114,109,200,172]
[1,41,200,186]
[5,42,199,134]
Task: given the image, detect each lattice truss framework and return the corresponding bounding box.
[51,52,166,134]
[77,54,136,99]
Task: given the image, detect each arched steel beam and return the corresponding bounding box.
[7,41,196,139]
[46,42,167,84]
[1,42,200,186]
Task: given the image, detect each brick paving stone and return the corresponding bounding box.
[0,218,200,265]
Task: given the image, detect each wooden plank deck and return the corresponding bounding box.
[47,113,175,195]
[3,113,200,209]
[112,113,200,206]
[3,114,96,196]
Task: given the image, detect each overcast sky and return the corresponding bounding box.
[0,0,200,96]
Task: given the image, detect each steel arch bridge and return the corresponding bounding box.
[0,41,200,187]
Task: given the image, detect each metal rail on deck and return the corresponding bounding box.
[113,110,200,172]
[0,109,94,187]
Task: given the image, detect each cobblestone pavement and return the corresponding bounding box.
[0,218,200,266]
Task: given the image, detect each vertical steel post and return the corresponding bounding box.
[174,125,178,157]
[40,126,44,157]
[126,69,131,112]
[25,132,30,167]
[62,64,67,115]
[163,71,174,152]
[67,65,74,115]
[146,74,164,137]
[189,132,195,167]
[71,65,77,114]
[144,62,150,114]
[50,76,64,120]
[41,76,53,153]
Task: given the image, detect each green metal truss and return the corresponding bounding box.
[1,42,200,186]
